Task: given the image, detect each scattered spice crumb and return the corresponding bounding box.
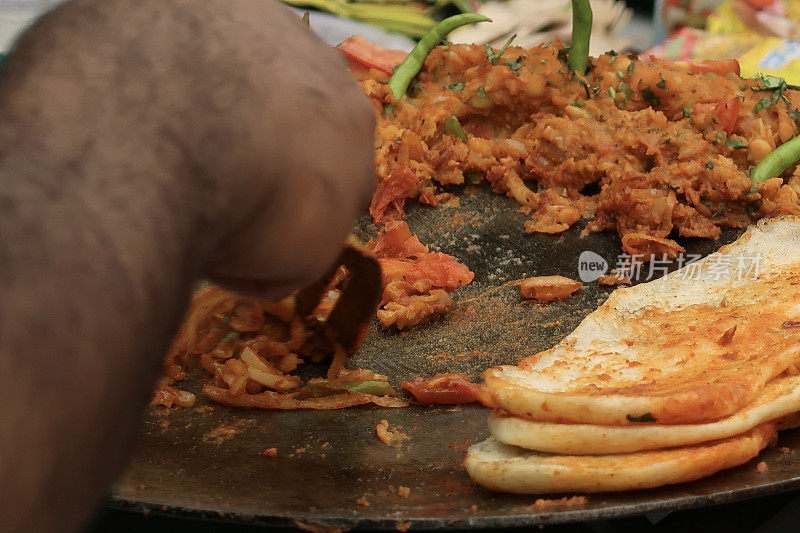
[528,496,588,510]
[376,420,410,448]
[398,486,411,498]
[448,438,470,453]
[321,442,330,449]
[598,274,632,286]
[202,419,253,445]
[396,522,411,533]
[262,447,278,458]
[356,497,370,507]
[294,447,307,454]
[757,461,769,473]
[781,447,792,453]
[159,420,170,429]
[193,406,214,413]
[469,505,478,512]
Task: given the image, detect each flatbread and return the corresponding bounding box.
[488,374,800,454]
[484,217,800,425]
[465,424,777,494]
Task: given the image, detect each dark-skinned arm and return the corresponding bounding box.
[0,1,375,531]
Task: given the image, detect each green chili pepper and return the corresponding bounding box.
[750,134,800,183]
[568,0,592,74]
[387,13,491,102]
[445,115,468,143]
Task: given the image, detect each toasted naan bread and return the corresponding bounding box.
[489,374,800,454]
[465,424,776,494]
[484,217,800,425]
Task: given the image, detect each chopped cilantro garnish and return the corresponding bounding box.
[477,86,488,98]
[485,34,517,65]
[683,107,692,118]
[570,101,586,107]
[220,330,241,344]
[725,137,749,149]
[752,74,786,91]
[616,71,624,79]
[504,55,525,75]
[627,62,635,75]
[642,86,660,106]
[447,82,465,92]
[656,74,667,90]
[609,55,617,65]
[752,95,774,114]
[706,161,715,169]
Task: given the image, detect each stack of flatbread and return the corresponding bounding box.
[466,217,800,494]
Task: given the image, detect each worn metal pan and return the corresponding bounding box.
[109,186,800,529]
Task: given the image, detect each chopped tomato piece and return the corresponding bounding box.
[716,97,741,135]
[401,373,484,405]
[337,35,408,75]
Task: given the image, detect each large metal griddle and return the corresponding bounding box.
[109,186,800,529]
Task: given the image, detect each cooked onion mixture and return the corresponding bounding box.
[153,222,474,409]
[361,42,800,258]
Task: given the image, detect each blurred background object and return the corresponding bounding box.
[447,0,634,55]
[647,0,800,83]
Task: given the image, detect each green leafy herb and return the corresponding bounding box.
[445,115,468,143]
[485,34,517,65]
[706,161,715,169]
[569,101,586,107]
[752,95,774,114]
[642,86,660,106]
[725,137,749,149]
[477,86,488,98]
[683,107,692,118]
[220,330,241,344]
[616,71,624,79]
[609,55,617,65]
[557,47,570,64]
[656,74,667,90]
[447,82,465,92]
[752,74,786,91]
[608,86,616,99]
[504,55,525,75]
[540,59,548,63]
[627,61,635,75]
[626,412,656,423]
